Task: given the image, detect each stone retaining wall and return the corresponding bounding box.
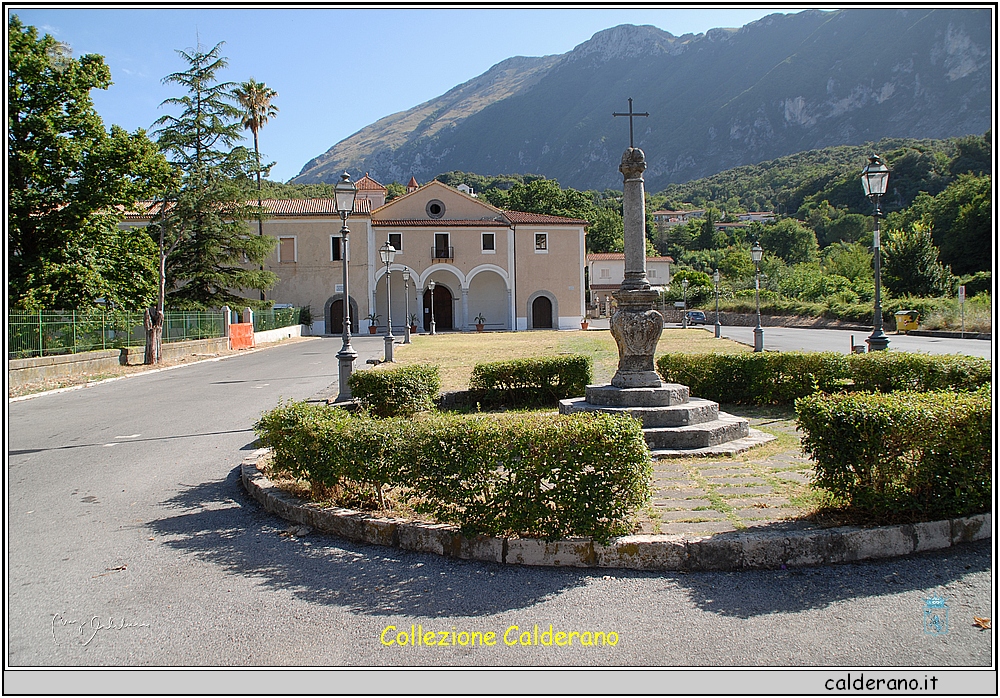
[9,337,230,387]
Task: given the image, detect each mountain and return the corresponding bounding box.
[292,8,992,192]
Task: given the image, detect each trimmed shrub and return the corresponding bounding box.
[656,352,850,405]
[796,388,991,519]
[402,411,651,542]
[469,355,592,408]
[349,363,440,417]
[254,400,404,506]
[847,352,991,393]
[254,403,651,543]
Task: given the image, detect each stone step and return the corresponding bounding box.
[642,412,750,450]
[558,396,719,428]
[585,383,689,407]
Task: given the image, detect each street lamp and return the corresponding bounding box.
[751,241,764,352]
[402,268,411,344]
[379,240,396,362]
[861,154,890,352]
[681,278,690,328]
[427,280,437,335]
[713,269,722,338]
[334,172,357,401]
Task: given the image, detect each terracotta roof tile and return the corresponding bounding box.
[355,173,386,191]
[122,198,370,220]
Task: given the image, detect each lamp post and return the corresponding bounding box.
[713,269,722,338]
[334,172,357,402]
[861,154,890,352]
[402,268,411,344]
[428,280,437,335]
[751,241,764,352]
[681,278,689,328]
[379,240,396,362]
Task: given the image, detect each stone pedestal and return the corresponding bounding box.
[559,144,771,457]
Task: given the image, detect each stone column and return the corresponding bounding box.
[610,147,663,388]
[461,287,470,332]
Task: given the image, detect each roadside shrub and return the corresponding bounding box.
[254,403,651,542]
[254,400,406,507]
[847,352,991,393]
[349,363,440,417]
[656,352,850,405]
[469,355,592,408]
[401,411,651,542]
[796,388,991,519]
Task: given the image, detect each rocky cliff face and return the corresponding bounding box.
[292,9,991,191]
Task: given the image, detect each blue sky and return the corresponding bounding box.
[10,6,826,183]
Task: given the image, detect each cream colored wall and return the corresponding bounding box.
[259,217,371,334]
[514,225,585,328]
[375,182,501,221]
[377,226,511,280]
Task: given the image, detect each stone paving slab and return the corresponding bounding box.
[703,476,769,485]
[653,498,713,510]
[658,509,729,521]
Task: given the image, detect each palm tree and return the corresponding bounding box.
[234,79,278,299]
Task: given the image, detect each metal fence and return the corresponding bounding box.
[8,310,225,359]
[252,307,302,332]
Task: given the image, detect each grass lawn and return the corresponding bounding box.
[391,327,750,392]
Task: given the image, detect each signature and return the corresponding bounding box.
[52,613,150,646]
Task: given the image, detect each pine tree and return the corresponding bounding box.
[146,40,277,361]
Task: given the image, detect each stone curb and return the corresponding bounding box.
[240,448,991,571]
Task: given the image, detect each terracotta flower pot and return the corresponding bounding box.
[368,325,378,334]
[581,321,590,330]
[476,323,485,333]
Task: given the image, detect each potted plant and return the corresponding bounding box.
[474,313,486,332]
[581,318,590,331]
[366,312,380,334]
[409,313,418,334]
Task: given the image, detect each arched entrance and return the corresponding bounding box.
[326,298,358,334]
[531,296,553,329]
[423,285,453,331]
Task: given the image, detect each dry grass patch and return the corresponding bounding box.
[392,327,749,392]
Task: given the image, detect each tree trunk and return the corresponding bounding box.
[144,307,163,365]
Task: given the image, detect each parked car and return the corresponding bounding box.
[685,310,707,325]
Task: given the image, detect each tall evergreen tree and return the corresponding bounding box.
[147,40,277,360]
[8,16,171,311]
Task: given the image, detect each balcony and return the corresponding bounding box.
[431,246,454,262]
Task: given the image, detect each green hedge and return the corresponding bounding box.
[254,403,650,543]
[348,363,440,417]
[795,388,991,518]
[469,355,592,408]
[656,352,850,405]
[656,351,991,405]
[847,352,991,393]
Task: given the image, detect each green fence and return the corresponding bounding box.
[8,310,225,359]
[252,307,302,332]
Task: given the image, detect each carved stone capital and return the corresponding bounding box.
[610,288,663,388]
[619,147,647,181]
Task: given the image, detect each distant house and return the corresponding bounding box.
[652,209,705,234]
[587,253,673,310]
[736,211,776,223]
[123,177,588,334]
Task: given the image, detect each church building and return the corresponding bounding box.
[126,176,588,335]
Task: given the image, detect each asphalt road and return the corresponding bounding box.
[5,333,994,691]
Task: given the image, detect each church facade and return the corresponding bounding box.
[125,177,588,335]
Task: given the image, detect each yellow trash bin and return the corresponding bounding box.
[894,310,918,333]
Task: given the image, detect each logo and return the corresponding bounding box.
[923,596,949,635]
